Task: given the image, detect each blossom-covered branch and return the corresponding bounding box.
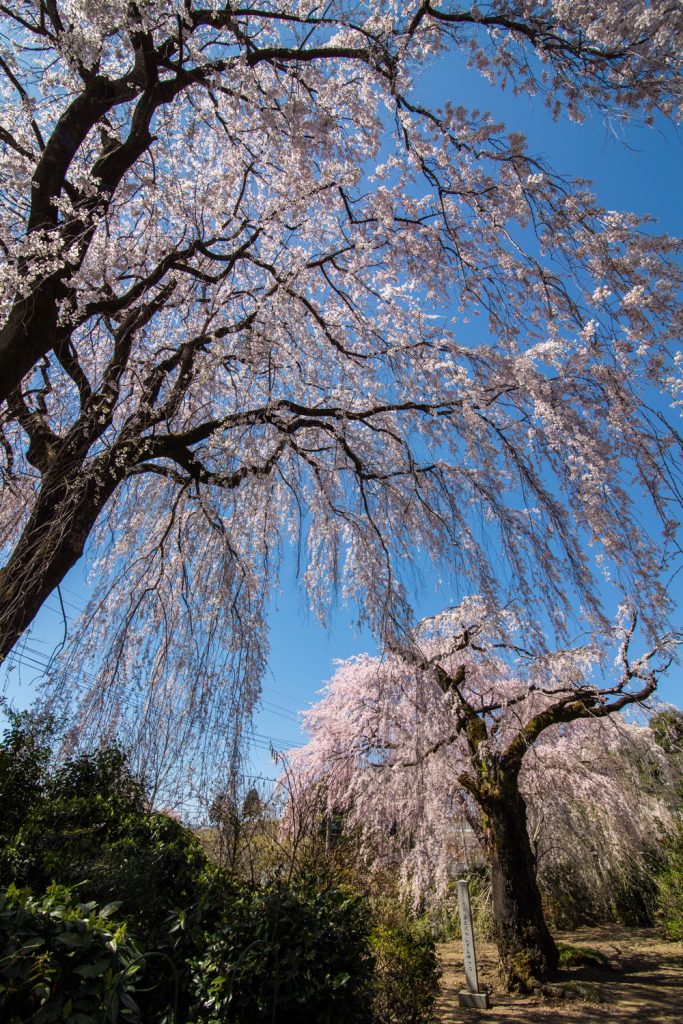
[0,1,681,791]
[286,601,680,987]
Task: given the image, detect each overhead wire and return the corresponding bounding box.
[4,640,303,752]
[14,599,309,718]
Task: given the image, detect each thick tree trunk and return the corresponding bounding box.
[0,456,120,663]
[0,290,59,409]
[479,773,558,992]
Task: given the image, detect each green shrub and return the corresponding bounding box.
[0,708,53,872]
[1,724,436,1022]
[184,881,375,1024]
[0,728,213,1022]
[0,884,144,1023]
[609,856,660,927]
[540,862,598,929]
[540,851,662,930]
[656,819,683,941]
[370,923,440,1024]
[5,746,209,947]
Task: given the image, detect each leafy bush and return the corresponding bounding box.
[540,850,662,930]
[1,721,437,1022]
[5,745,209,947]
[0,708,53,868]
[184,882,375,1024]
[0,884,143,1023]
[0,723,215,1021]
[609,856,661,927]
[540,860,601,930]
[370,923,440,1024]
[656,820,683,941]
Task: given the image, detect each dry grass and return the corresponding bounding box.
[437,926,682,1023]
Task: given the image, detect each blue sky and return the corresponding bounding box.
[2,45,682,791]
[253,54,683,779]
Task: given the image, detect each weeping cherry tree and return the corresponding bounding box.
[285,600,680,989]
[0,2,681,784]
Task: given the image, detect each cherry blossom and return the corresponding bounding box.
[0,2,681,790]
[285,603,680,987]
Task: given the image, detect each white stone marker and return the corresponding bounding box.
[457,879,490,1009]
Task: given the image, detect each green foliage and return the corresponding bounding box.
[47,746,147,812]
[370,923,440,1024]
[650,709,683,757]
[3,742,208,947]
[183,881,375,1024]
[0,718,441,1022]
[0,883,143,1023]
[241,787,263,820]
[0,707,53,861]
[564,981,604,1003]
[650,708,683,805]
[656,819,683,941]
[557,943,610,969]
[540,862,597,930]
[0,718,215,1021]
[650,708,683,941]
[13,802,207,940]
[609,855,661,927]
[541,851,662,930]
[551,980,604,1003]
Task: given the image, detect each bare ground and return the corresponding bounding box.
[437,927,682,1023]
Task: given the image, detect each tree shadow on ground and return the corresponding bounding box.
[437,926,682,1023]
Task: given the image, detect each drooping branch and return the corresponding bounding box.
[0,0,681,798]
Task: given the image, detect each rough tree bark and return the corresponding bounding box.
[0,452,121,663]
[477,763,559,991]
[451,685,558,988]
[469,672,663,990]
[443,633,667,989]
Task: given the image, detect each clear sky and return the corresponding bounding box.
[2,44,682,795]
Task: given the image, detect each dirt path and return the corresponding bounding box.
[437,927,682,1023]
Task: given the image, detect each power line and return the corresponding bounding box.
[7,637,306,727]
[8,630,309,718]
[4,646,304,753]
